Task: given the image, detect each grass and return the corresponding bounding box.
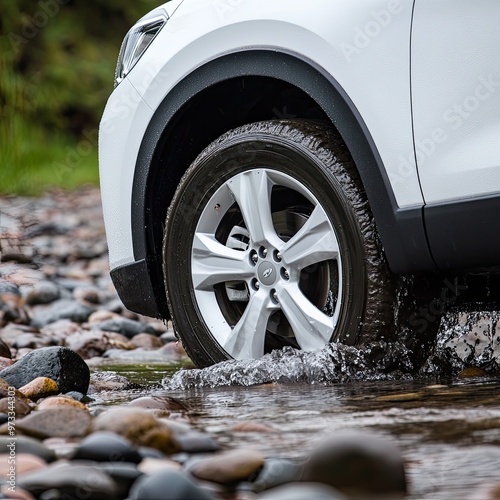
[1,116,99,196]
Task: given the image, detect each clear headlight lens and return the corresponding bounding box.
[114,13,168,87]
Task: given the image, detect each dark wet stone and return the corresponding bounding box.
[189,449,265,484]
[25,281,60,306]
[302,431,407,497]
[0,339,11,360]
[176,433,221,453]
[30,299,94,328]
[93,408,180,455]
[138,447,166,460]
[13,407,92,439]
[18,462,118,500]
[0,436,56,462]
[253,458,303,492]
[0,414,7,425]
[0,346,90,394]
[91,317,156,338]
[72,432,142,463]
[99,462,143,499]
[256,483,346,500]
[65,391,93,403]
[130,468,215,500]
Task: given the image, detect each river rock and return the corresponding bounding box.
[128,396,189,413]
[189,449,265,484]
[65,330,133,358]
[0,453,47,477]
[458,366,488,378]
[130,332,163,349]
[0,346,90,394]
[13,332,55,350]
[40,319,81,342]
[72,431,142,463]
[0,338,11,359]
[253,458,303,492]
[130,468,215,500]
[138,457,181,474]
[18,462,118,499]
[37,395,88,411]
[30,299,94,328]
[0,436,56,462]
[0,485,35,500]
[73,285,101,304]
[301,431,407,497]
[91,317,156,338]
[0,396,31,416]
[25,281,60,306]
[232,421,277,433]
[256,483,346,500]
[42,437,81,459]
[0,378,30,401]
[99,462,143,499]
[12,407,92,439]
[176,432,221,454]
[93,408,180,455]
[19,377,59,401]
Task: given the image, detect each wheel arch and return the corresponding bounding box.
[131,49,434,319]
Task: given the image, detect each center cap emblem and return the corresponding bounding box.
[258,262,277,286]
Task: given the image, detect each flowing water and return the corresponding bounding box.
[91,309,500,499]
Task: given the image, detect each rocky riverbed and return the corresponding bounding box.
[1,187,500,499]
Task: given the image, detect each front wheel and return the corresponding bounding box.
[164,120,394,367]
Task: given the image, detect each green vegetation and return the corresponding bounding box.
[1,0,163,195]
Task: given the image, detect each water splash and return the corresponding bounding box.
[165,341,414,390]
[164,310,500,390]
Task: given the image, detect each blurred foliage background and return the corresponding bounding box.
[0,0,163,195]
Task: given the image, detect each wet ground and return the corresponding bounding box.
[89,361,500,499]
[3,188,500,499]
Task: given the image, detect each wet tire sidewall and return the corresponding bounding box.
[164,120,386,366]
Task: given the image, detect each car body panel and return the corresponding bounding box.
[412,0,500,204]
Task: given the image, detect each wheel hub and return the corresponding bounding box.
[258,261,277,286]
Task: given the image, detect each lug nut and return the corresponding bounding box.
[275,251,282,261]
[261,248,268,257]
[253,280,260,290]
[272,290,278,302]
[251,252,258,264]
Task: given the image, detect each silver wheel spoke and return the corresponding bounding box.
[281,205,339,270]
[192,233,253,290]
[278,284,334,350]
[223,290,271,359]
[227,170,281,247]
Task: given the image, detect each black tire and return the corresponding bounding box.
[163,120,395,367]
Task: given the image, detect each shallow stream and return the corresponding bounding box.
[90,358,500,500]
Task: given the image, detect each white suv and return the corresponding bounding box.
[99,0,500,367]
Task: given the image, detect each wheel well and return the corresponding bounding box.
[146,76,328,258]
[145,77,330,317]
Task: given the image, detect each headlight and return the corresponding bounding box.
[114,13,168,87]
